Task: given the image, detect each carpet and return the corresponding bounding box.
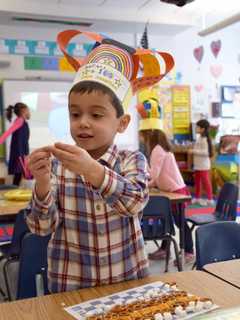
[185,201,240,217]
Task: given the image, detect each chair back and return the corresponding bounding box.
[7,209,30,257]
[195,221,240,270]
[17,232,51,300]
[141,196,175,240]
[215,182,238,221]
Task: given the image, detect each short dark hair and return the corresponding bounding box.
[69,81,124,118]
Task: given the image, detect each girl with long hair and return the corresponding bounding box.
[190,119,214,206]
[1,102,30,186]
[141,129,194,263]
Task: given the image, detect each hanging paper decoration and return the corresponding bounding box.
[176,71,182,84]
[194,84,204,92]
[210,40,221,58]
[193,46,204,63]
[210,65,223,78]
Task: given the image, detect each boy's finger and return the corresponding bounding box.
[54,142,79,154]
[29,152,51,164]
[51,147,72,161]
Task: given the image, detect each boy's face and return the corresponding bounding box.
[69,90,130,159]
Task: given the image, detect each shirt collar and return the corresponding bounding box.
[98,144,119,169]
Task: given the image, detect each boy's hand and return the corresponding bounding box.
[51,142,105,188]
[28,147,52,183]
[28,147,52,200]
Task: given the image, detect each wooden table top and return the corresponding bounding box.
[0,271,240,320]
[203,259,240,289]
[149,189,192,203]
[0,188,191,217]
[0,189,29,217]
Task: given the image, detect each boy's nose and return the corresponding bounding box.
[78,116,90,128]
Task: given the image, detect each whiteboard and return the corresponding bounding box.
[2,80,138,160]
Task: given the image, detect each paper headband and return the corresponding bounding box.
[57,29,175,108]
[137,97,163,131]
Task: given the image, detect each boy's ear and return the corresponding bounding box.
[117,114,131,133]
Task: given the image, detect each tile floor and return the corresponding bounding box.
[145,232,195,275]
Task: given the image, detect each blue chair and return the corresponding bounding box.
[16,232,51,300]
[187,182,239,230]
[0,208,30,257]
[141,196,181,272]
[195,221,240,270]
[0,209,30,300]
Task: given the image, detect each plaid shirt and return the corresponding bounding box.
[27,145,149,293]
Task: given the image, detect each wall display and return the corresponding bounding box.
[211,102,221,118]
[158,86,173,137]
[210,40,221,58]
[171,85,191,139]
[193,45,204,64]
[221,85,240,118]
[0,38,94,57]
[210,64,223,79]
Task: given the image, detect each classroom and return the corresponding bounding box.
[0,0,240,319]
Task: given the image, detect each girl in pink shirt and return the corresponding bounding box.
[140,129,194,263]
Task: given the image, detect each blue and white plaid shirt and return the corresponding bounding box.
[27,144,149,293]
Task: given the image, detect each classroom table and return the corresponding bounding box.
[149,189,192,269]
[203,259,240,289]
[0,271,239,320]
[0,190,29,219]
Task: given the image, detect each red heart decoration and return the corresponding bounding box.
[193,46,204,63]
[210,65,223,78]
[194,84,204,92]
[211,40,221,58]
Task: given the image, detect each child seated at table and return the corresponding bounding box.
[26,29,175,293]
[140,129,194,264]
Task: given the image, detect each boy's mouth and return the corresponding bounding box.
[77,133,94,139]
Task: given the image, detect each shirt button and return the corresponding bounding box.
[96,204,101,211]
[98,226,105,235]
[100,257,108,265]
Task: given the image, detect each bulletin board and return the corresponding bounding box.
[171,85,191,138]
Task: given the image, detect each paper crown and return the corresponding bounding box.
[57,30,174,109]
[137,88,163,130]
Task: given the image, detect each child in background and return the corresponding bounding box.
[140,129,194,263]
[0,103,30,186]
[26,29,175,293]
[190,119,214,206]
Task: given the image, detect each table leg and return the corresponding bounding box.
[178,202,185,269]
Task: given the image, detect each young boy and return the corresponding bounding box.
[27,30,174,293]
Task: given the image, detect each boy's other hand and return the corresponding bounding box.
[51,143,94,176]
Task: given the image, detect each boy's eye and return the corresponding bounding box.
[70,112,80,118]
[92,113,104,118]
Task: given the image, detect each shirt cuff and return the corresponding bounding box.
[98,166,124,197]
[32,185,52,214]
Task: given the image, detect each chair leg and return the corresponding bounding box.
[190,224,195,232]
[171,237,182,272]
[153,240,160,248]
[192,261,196,270]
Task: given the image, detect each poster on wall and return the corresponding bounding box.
[171,85,191,139]
[157,86,173,138]
[221,85,240,118]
